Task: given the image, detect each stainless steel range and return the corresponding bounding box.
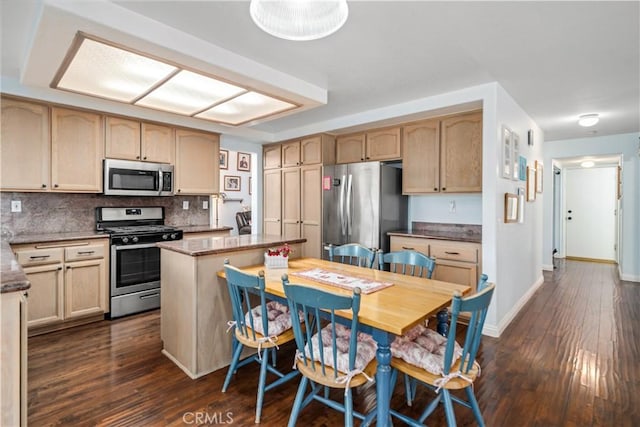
[96,206,183,318]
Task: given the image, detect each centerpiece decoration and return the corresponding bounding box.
[264,243,292,269]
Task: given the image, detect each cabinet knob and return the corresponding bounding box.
[441,187,446,191]
[143,156,147,160]
[136,156,140,159]
[434,188,438,191]
[42,184,47,188]
[58,267,62,270]
[366,157,370,160]
[360,158,364,161]
[177,189,181,192]
[54,184,59,188]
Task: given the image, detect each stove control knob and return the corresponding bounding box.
[170,233,177,240]
[162,234,169,240]
[121,237,129,244]
[132,236,139,243]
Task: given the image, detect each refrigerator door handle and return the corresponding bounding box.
[346,174,353,236]
[339,174,347,236]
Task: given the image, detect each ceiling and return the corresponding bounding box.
[1,1,638,143]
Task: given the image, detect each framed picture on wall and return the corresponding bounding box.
[502,126,512,179]
[535,160,543,193]
[512,132,520,181]
[237,152,251,172]
[504,193,518,223]
[518,156,527,181]
[249,176,252,195]
[219,150,228,170]
[224,175,241,191]
[526,166,536,201]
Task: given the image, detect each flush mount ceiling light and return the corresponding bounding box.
[51,33,298,126]
[578,113,599,127]
[580,160,595,168]
[250,0,349,41]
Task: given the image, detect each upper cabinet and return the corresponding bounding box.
[0,98,50,191]
[282,140,301,167]
[50,107,104,193]
[336,127,401,164]
[105,116,174,164]
[402,111,482,194]
[278,135,334,168]
[263,144,282,170]
[175,129,219,195]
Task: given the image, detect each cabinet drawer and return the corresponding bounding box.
[389,236,429,255]
[430,243,477,263]
[16,248,64,267]
[65,245,105,262]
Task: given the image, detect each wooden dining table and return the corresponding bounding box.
[219,257,470,426]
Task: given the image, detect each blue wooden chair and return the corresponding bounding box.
[389,283,496,427]
[282,274,378,427]
[377,249,436,278]
[222,262,299,423]
[327,243,376,268]
[477,273,489,291]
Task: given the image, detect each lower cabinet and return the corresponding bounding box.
[12,239,109,334]
[389,235,481,292]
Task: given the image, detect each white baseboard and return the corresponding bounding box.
[482,274,545,338]
[542,264,554,271]
[619,267,640,283]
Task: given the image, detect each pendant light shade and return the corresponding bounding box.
[250,0,349,41]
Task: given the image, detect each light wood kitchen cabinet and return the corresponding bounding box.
[0,98,50,191]
[389,235,481,292]
[336,128,401,164]
[282,168,301,239]
[336,133,366,164]
[263,144,282,170]
[263,169,282,235]
[440,112,483,192]
[282,140,301,168]
[1,289,28,427]
[402,111,482,194]
[300,164,323,258]
[51,107,104,192]
[105,117,175,164]
[301,136,324,165]
[175,129,219,195]
[12,239,109,335]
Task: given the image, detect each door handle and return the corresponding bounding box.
[567,217,572,220]
[346,174,353,235]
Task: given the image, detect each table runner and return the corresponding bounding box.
[291,268,393,294]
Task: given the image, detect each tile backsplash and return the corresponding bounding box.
[0,192,210,238]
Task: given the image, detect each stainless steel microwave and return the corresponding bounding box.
[103,159,174,196]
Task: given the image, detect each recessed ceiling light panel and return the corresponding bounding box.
[55,38,177,102]
[196,92,296,125]
[580,160,595,168]
[578,113,599,127]
[136,70,247,115]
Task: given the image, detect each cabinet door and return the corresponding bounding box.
[402,120,440,194]
[175,129,219,195]
[282,167,301,239]
[24,263,64,328]
[142,123,174,163]
[263,169,282,235]
[440,112,483,193]
[64,258,107,319]
[263,144,282,170]
[336,134,365,164]
[301,165,322,258]
[51,108,103,192]
[366,127,401,161]
[105,116,141,160]
[432,259,478,292]
[0,98,50,191]
[281,141,301,167]
[300,136,323,165]
[389,236,429,256]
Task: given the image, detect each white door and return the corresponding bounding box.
[565,167,617,261]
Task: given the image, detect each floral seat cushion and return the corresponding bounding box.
[303,323,377,374]
[390,323,461,375]
[245,301,294,336]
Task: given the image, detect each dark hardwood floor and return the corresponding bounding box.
[28,260,640,426]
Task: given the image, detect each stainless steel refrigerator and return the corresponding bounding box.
[322,161,408,259]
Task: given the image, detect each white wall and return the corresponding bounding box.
[543,132,640,282]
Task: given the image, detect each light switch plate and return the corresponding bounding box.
[11,200,21,213]
[182,201,189,210]
[202,200,208,210]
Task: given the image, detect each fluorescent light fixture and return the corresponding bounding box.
[250,0,349,41]
[51,33,299,125]
[580,161,595,168]
[578,113,599,127]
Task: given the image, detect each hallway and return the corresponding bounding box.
[27,260,640,426]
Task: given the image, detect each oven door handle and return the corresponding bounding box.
[113,243,159,251]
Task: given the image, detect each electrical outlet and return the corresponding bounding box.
[449,200,456,213]
[202,200,209,210]
[182,201,189,210]
[11,200,21,213]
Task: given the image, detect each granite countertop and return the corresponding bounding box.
[1,241,30,293]
[388,222,482,244]
[157,234,306,256]
[8,231,109,245]
[180,225,234,233]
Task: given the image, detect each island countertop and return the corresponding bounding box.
[1,241,30,293]
[157,234,306,256]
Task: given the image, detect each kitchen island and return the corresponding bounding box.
[157,234,305,379]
